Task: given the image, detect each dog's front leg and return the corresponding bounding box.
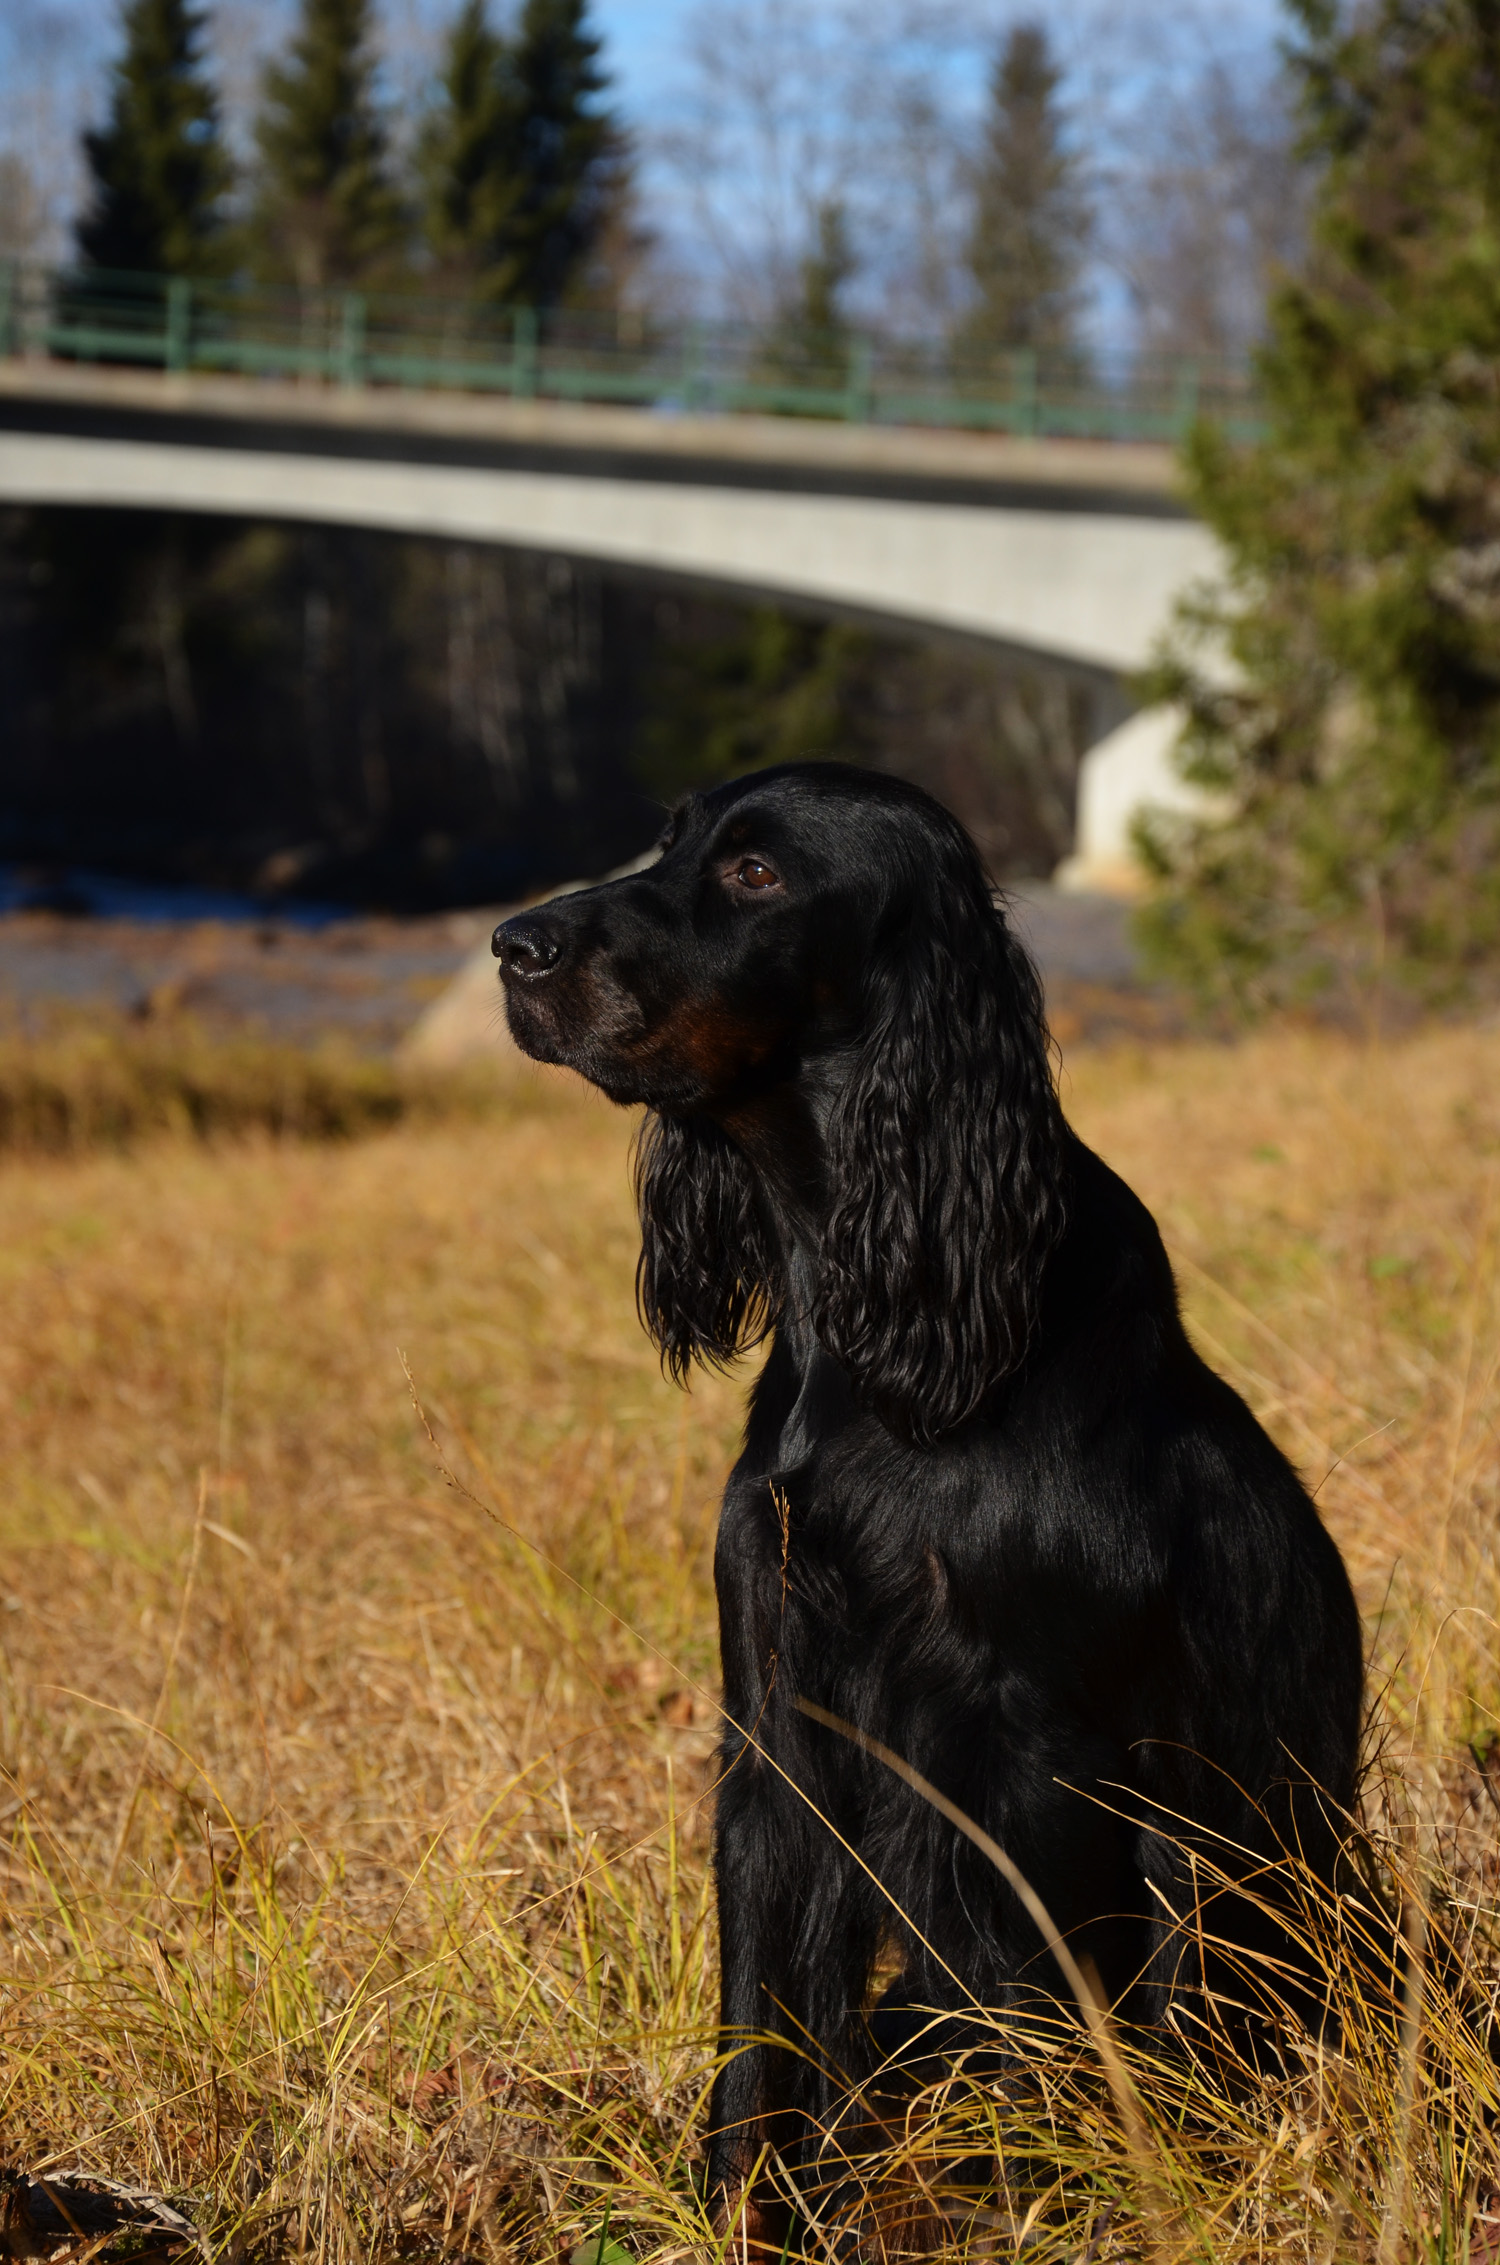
[711,1485,874,2246]
[705,1539,803,2252]
[708,1750,866,2257]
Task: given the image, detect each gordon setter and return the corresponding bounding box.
[494,763,1363,2252]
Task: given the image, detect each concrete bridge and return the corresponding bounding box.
[0,360,1220,883]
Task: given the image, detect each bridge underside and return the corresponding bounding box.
[0,426,1215,682]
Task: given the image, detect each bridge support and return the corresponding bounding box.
[1055,706,1221,896]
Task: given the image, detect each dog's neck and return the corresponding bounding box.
[716,1062,853,1364]
[718,1068,838,1257]
[718,1074,857,1461]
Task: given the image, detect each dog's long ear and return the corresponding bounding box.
[634,1112,784,1382]
[814,859,1065,1443]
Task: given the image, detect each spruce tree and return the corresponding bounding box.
[252,0,405,287]
[420,0,512,286]
[418,0,617,305]
[1142,0,1500,1008]
[635,605,873,800]
[497,0,615,306]
[956,22,1088,360]
[77,0,230,275]
[765,201,856,385]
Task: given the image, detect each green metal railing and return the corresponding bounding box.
[0,262,1263,445]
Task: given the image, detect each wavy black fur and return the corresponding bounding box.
[814,823,1065,1441]
[632,791,1065,1443]
[634,1111,783,1383]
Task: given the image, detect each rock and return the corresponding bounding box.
[397,928,526,1071]
[398,852,659,1072]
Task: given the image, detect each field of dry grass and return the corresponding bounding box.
[0,1014,501,1153]
[1,1017,1498,2261]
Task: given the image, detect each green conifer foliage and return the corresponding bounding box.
[252,0,405,287]
[419,0,513,286]
[504,0,615,307]
[763,202,856,389]
[956,22,1089,360]
[635,606,872,800]
[419,0,618,305]
[1142,0,1500,1008]
[77,0,230,275]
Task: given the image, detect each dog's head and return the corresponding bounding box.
[495,764,1065,1440]
[494,764,886,1112]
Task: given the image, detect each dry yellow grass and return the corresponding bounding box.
[0,1019,1497,2261]
[0,1014,504,1153]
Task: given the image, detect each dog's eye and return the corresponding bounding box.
[733,858,780,891]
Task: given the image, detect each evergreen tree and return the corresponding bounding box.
[252,0,405,287]
[636,605,872,799]
[421,0,616,307]
[77,0,230,275]
[503,0,615,306]
[1142,0,1500,1009]
[956,22,1088,360]
[764,201,856,386]
[419,0,512,286]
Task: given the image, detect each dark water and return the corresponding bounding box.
[0,869,1155,1054]
[0,897,494,1050]
[0,865,352,927]
[1004,881,1139,988]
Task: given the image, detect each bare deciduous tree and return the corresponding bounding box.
[656,0,983,327]
[1063,0,1304,360]
[656,0,1301,358]
[0,0,94,259]
[1112,66,1303,355]
[0,151,45,260]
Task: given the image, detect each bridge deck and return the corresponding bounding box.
[0,360,1182,509]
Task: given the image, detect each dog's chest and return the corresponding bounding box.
[767,1341,854,1473]
[731,1340,1028,1649]
[768,1434,966,1636]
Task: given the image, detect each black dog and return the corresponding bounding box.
[494,764,1363,2251]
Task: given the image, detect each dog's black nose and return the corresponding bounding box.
[492,916,563,979]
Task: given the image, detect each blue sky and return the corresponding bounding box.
[579,0,1290,122]
[0,0,1291,131]
[593,0,693,116]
